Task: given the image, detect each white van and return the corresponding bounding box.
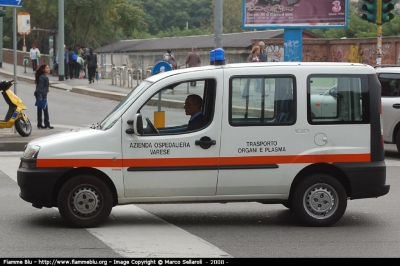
[375,65,400,152]
[17,51,389,228]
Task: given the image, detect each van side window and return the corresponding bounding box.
[139,79,216,135]
[378,73,400,97]
[308,75,370,124]
[229,76,296,126]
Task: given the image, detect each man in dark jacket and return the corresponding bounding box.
[67,46,76,79]
[258,41,267,62]
[185,46,201,86]
[185,94,207,131]
[85,48,98,84]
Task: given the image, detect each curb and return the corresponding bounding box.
[0,141,27,152]
[71,86,127,101]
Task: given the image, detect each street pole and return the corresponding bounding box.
[376,0,382,66]
[214,0,223,49]
[0,7,3,68]
[58,0,65,81]
[13,7,17,134]
[13,7,17,95]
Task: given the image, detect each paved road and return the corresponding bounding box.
[1,151,399,258]
[2,62,400,258]
[0,62,197,151]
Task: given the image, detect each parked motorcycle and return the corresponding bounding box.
[0,80,32,137]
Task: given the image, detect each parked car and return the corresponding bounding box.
[310,84,338,118]
[375,65,400,152]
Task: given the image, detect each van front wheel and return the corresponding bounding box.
[57,175,113,228]
[292,174,347,227]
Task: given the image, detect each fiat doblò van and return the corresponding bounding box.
[17,52,389,228]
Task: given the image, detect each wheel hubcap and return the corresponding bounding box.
[70,187,100,217]
[304,184,338,219]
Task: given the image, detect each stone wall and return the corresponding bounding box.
[259,37,400,65]
[2,49,53,68]
[3,36,400,75]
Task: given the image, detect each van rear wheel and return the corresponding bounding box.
[292,174,347,227]
[57,175,113,228]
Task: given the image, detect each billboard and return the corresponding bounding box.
[242,0,349,29]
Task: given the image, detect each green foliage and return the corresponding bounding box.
[2,36,11,48]
[201,0,245,34]
[2,0,400,52]
[156,26,211,38]
[130,0,212,35]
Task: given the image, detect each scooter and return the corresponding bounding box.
[0,80,32,137]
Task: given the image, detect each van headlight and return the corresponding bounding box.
[21,145,40,169]
[23,145,40,159]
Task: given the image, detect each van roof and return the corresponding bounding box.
[146,62,375,83]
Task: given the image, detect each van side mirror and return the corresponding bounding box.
[134,113,143,135]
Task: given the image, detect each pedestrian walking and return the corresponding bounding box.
[29,43,40,72]
[243,45,262,97]
[85,48,98,84]
[163,49,178,70]
[68,46,77,79]
[64,45,70,80]
[185,46,201,86]
[258,41,267,62]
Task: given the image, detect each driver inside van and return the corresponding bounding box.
[158,94,207,133]
[185,94,207,130]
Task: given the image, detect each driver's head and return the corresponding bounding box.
[184,94,202,116]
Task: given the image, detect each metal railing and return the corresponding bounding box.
[106,63,146,88]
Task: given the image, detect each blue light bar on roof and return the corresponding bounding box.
[210,50,215,65]
[214,48,225,65]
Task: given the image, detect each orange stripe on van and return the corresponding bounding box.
[35,153,370,168]
[36,159,122,168]
[219,153,371,165]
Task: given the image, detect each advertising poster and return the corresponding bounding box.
[243,0,348,28]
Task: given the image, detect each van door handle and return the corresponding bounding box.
[195,136,216,149]
[393,104,400,109]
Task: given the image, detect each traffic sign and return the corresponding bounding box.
[152,61,172,76]
[0,0,23,7]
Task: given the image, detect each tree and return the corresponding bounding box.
[106,0,147,65]
[12,0,58,52]
[200,0,244,34]
[132,0,212,35]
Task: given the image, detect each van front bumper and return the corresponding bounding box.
[334,161,390,199]
[17,167,71,208]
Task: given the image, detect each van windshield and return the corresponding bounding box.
[99,81,152,130]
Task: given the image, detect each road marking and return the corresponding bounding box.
[384,159,400,166]
[1,156,231,258]
[89,205,231,258]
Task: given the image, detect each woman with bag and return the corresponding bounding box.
[34,64,53,129]
[29,43,40,72]
[242,46,262,97]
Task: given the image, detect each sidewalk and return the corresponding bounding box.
[0,62,198,151]
[0,62,134,151]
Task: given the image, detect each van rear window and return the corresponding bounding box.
[229,76,296,126]
[308,75,370,124]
